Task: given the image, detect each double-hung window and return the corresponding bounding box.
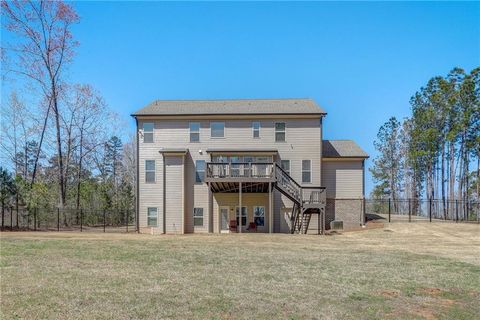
[275,122,286,142]
[189,122,200,142]
[195,160,205,183]
[252,121,260,138]
[302,160,311,183]
[143,123,154,143]
[147,207,158,226]
[253,206,265,226]
[281,160,290,175]
[211,122,225,138]
[145,160,155,183]
[193,208,204,226]
[236,206,247,226]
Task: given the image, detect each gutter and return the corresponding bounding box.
[134,116,140,233]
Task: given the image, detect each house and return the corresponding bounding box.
[131,99,368,234]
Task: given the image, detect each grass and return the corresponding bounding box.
[1,223,479,319]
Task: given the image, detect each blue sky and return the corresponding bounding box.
[3,1,480,193]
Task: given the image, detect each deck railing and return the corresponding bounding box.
[302,187,327,205]
[206,162,274,179]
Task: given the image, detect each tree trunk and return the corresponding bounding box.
[2,199,4,228]
[477,155,479,201]
[441,144,446,219]
[75,125,84,224]
[449,141,455,215]
[52,84,66,208]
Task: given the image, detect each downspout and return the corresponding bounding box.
[362,159,366,226]
[362,159,366,198]
[135,117,140,233]
[163,154,166,234]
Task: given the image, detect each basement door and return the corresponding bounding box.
[220,206,229,232]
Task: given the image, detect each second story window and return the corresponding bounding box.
[252,121,260,138]
[143,123,154,143]
[211,122,225,138]
[189,122,200,142]
[275,122,286,142]
[302,160,311,183]
[145,160,155,183]
[281,160,290,175]
[195,160,205,183]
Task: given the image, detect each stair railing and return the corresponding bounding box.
[274,164,302,204]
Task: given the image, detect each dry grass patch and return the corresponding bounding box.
[1,223,479,319]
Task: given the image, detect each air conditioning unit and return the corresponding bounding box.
[330,220,344,231]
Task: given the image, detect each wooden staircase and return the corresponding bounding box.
[274,164,326,234]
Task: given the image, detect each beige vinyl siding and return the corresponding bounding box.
[138,128,163,232]
[322,160,363,199]
[138,117,322,233]
[165,156,184,233]
[184,156,211,233]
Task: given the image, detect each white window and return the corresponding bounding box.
[194,208,204,226]
[211,122,225,138]
[145,160,155,183]
[143,123,154,143]
[147,207,158,226]
[189,122,200,142]
[195,160,205,183]
[281,160,290,175]
[253,206,265,226]
[252,121,260,138]
[235,206,247,226]
[275,122,286,142]
[302,160,311,183]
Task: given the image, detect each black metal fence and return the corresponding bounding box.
[0,207,136,232]
[365,199,480,223]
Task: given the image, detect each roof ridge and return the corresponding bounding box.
[152,98,314,102]
[132,98,326,116]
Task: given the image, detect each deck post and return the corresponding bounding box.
[239,182,242,233]
[207,182,213,233]
[269,182,273,233]
[317,207,320,235]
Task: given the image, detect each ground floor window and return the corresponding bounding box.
[235,206,247,226]
[253,206,265,226]
[194,208,204,226]
[147,207,158,226]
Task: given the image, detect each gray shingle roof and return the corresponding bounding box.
[322,140,369,158]
[132,99,326,116]
[206,148,278,153]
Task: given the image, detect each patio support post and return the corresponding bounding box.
[269,182,273,233]
[239,182,242,234]
[207,182,213,233]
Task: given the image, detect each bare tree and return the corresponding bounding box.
[67,84,109,210]
[2,0,80,207]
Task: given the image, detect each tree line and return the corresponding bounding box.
[1,1,135,217]
[370,67,480,215]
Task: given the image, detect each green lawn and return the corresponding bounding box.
[1,223,479,319]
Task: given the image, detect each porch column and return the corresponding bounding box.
[239,182,242,234]
[269,182,273,233]
[208,182,213,233]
